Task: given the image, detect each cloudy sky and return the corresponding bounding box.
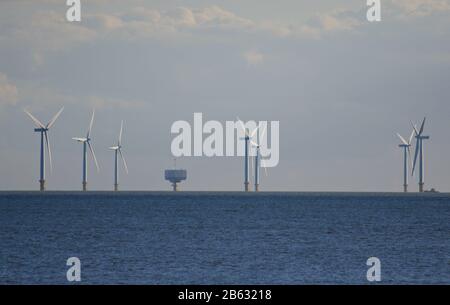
[0,0,449,191]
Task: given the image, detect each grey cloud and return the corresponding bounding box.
[389,0,450,16]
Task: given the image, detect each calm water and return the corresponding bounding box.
[0,192,449,284]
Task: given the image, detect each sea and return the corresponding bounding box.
[0,192,449,284]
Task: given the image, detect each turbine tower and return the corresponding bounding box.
[72,110,99,191]
[109,121,128,191]
[396,130,414,192]
[237,118,259,192]
[412,117,430,193]
[251,124,268,192]
[24,107,64,191]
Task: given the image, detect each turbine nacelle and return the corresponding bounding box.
[34,128,49,132]
[416,135,430,140]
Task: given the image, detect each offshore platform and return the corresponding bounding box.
[164,159,187,191]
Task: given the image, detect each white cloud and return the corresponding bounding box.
[242,50,264,66]
[318,14,360,32]
[0,73,18,107]
[24,11,95,52]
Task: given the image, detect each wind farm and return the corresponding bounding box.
[20,108,441,193]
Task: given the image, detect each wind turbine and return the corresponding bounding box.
[72,110,99,191]
[251,124,268,192]
[237,118,259,192]
[396,129,414,192]
[109,120,128,191]
[24,107,64,191]
[412,117,430,193]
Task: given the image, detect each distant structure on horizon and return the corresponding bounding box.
[396,117,431,193]
[109,120,128,191]
[237,118,268,192]
[165,160,187,191]
[24,107,64,191]
[72,110,100,191]
[237,117,257,192]
[396,129,414,192]
[412,117,430,193]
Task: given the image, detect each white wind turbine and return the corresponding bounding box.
[250,123,268,192]
[24,107,64,191]
[109,120,128,191]
[396,129,415,193]
[72,110,99,191]
[237,118,259,192]
[412,117,430,193]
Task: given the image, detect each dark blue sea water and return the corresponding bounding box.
[0,192,449,284]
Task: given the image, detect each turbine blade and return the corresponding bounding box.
[396,133,408,145]
[24,109,45,128]
[87,141,100,172]
[119,149,128,174]
[261,159,268,177]
[411,122,419,136]
[72,137,86,142]
[407,146,413,171]
[408,129,415,145]
[46,107,64,129]
[87,109,95,138]
[236,117,248,137]
[250,125,259,138]
[44,132,53,173]
[419,117,426,135]
[250,140,258,147]
[412,139,420,176]
[119,120,123,145]
[258,124,267,145]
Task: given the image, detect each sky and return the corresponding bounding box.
[0,0,449,192]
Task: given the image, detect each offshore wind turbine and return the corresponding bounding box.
[24,107,64,191]
[109,120,128,191]
[396,129,414,192]
[251,124,268,192]
[412,117,430,193]
[237,118,259,192]
[72,110,99,191]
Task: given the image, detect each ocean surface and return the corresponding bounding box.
[0,192,449,284]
